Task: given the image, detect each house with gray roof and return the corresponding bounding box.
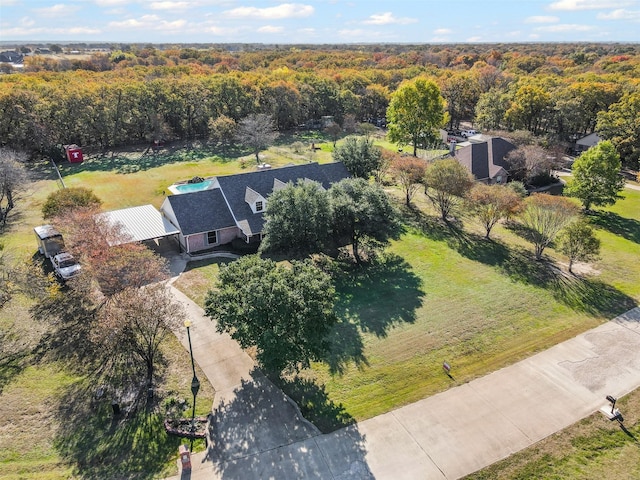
[452,136,516,184]
[161,162,350,254]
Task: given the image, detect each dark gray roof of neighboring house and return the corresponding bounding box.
[216,162,350,236]
[165,188,236,236]
[455,137,515,181]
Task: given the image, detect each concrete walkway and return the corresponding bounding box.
[164,255,640,479]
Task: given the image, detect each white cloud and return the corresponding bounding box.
[33,3,79,17]
[149,2,191,10]
[466,36,483,42]
[95,0,130,5]
[597,8,640,19]
[1,26,102,36]
[363,12,417,25]
[19,16,35,27]
[108,14,187,31]
[223,3,314,19]
[548,0,633,11]
[525,16,559,23]
[433,28,452,35]
[535,23,596,31]
[338,28,367,38]
[297,27,315,35]
[257,25,284,33]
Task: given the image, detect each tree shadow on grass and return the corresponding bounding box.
[54,380,182,479]
[589,210,640,244]
[406,208,637,318]
[0,332,30,394]
[54,141,248,175]
[333,253,424,338]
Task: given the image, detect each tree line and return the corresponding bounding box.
[1,44,638,166]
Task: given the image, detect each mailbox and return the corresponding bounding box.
[179,444,192,471]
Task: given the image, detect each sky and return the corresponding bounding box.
[1,0,639,44]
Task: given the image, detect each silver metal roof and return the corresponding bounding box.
[98,205,179,246]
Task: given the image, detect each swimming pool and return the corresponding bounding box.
[168,179,214,195]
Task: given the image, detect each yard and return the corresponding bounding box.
[1,138,639,477]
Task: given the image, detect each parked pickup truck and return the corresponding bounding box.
[460,129,478,138]
[51,252,81,280]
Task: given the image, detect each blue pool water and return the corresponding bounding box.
[171,180,213,194]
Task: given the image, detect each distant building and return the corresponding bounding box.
[452,136,516,184]
[574,132,601,154]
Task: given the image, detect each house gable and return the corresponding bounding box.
[454,137,515,183]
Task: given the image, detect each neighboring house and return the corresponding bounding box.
[452,136,516,184]
[574,132,601,154]
[161,162,350,254]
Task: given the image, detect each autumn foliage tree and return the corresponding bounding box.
[519,194,579,260]
[391,155,427,206]
[424,158,474,221]
[468,184,522,239]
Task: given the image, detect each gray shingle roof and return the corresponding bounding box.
[215,162,350,236]
[455,137,515,181]
[165,188,236,235]
[165,162,350,238]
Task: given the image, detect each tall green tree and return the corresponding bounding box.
[556,220,601,274]
[596,92,640,169]
[329,178,398,264]
[519,194,578,260]
[332,136,382,179]
[565,140,625,211]
[0,149,29,228]
[260,180,331,257]
[204,256,337,376]
[424,158,474,221]
[387,78,446,157]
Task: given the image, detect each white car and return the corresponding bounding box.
[51,252,81,280]
[460,129,478,138]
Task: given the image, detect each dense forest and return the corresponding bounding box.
[1,43,639,167]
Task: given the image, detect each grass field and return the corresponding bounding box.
[464,387,640,480]
[170,184,640,423]
[2,139,639,476]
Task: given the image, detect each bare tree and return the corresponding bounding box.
[98,284,184,389]
[519,194,578,260]
[506,145,556,184]
[235,113,279,164]
[0,149,29,228]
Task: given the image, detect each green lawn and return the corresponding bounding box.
[301,187,640,421]
[464,387,640,480]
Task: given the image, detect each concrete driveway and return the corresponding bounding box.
[165,263,640,479]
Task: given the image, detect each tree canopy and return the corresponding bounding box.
[386,78,446,157]
[329,178,399,264]
[565,140,625,211]
[260,180,332,257]
[556,220,601,274]
[597,92,640,169]
[42,187,102,219]
[204,255,337,375]
[468,184,522,239]
[332,136,382,179]
[424,158,474,221]
[519,193,579,260]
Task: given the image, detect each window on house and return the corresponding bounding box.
[255,201,264,212]
[207,231,217,245]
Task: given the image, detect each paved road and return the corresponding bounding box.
[164,256,640,479]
